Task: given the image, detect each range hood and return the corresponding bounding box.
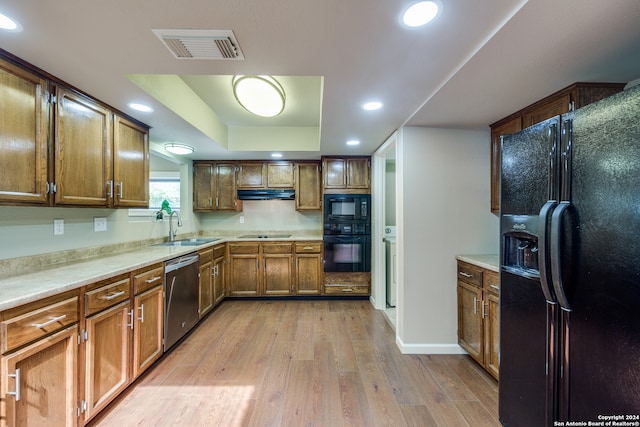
[237,189,295,200]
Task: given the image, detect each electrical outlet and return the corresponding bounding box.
[239,215,244,224]
[54,219,64,235]
[94,217,107,232]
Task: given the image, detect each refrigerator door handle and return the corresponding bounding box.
[550,201,572,310]
[538,200,557,303]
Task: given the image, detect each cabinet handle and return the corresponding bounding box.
[118,182,124,198]
[473,297,478,315]
[303,246,313,250]
[31,314,67,329]
[490,284,500,291]
[459,272,473,278]
[45,181,50,195]
[102,290,125,301]
[145,276,162,284]
[7,368,20,401]
[482,300,487,319]
[107,180,114,198]
[209,198,213,208]
[127,309,134,329]
[138,304,144,323]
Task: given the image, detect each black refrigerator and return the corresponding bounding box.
[498,84,640,426]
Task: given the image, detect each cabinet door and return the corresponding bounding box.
[54,87,112,207]
[263,254,293,295]
[199,258,214,318]
[490,116,522,213]
[237,162,265,189]
[1,326,78,427]
[213,257,226,306]
[483,291,500,380]
[457,281,483,363]
[216,163,239,211]
[228,255,260,296]
[346,158,370,189]
[295,254,322,295]
[295,162,321,210]
[266,162,294,188]
[522,94,571,128]
[193,162,215,211]
[323,158,346,189]
[0,59,49,205]
[113,115,149,208]
[133,286,163,379]
[84,301,131,421]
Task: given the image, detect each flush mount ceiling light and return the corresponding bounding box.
[271,153,283,158]
[232,75,285,117]
[402,1,442,27]
[164,143,194,155]
[0,12,22,31]
[346,140,361,146]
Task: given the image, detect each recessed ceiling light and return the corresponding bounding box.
[362,101,383,111]
[232,75,286,117]
[403,1,441,27]
[346,140,360,146]
[128,103,153,113]
[164,143,194,155]
[271,153,283,158]
[0,12,22,31]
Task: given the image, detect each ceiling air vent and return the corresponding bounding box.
[152,29,245,60]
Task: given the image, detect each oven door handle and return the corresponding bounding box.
[325,235,367,243]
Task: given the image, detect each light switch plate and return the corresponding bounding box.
[94,217,107,232]
[54,219,64,235]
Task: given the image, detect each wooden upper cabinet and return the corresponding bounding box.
[295,161,321,210]
[489,82,625,213]
[237,162,265,189]
[193,161,240,211]
[113,115,149,208]
[237,161,294,189]
[0,58,49,205]
[323,156,370,193]
[216,162,240,211]
[54,87,112,207]
[193,162,215,211]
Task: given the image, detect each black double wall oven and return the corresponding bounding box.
[323,194,371,273]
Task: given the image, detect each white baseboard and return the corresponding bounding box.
[396,336,468,355]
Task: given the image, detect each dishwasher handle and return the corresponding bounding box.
[164,253,199,273]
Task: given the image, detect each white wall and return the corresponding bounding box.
[397,126,499,353]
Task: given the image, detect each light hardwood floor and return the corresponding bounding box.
[90,299,500,427]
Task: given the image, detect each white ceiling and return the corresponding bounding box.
[2,0,640,161]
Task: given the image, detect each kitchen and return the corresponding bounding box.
[1,0,640,426]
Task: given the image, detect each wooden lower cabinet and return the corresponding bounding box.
[1,325,78,427]
[228,243,260,296]
[198,248,214,318]
[263,254,293,295]
[83,300,131,421]
[132,285,163,379]
[212,246,226,306]
[294,241,323,295]
[323,272,371,295]
[456,260,500,380]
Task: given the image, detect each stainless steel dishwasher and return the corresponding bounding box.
[163,253,200,351]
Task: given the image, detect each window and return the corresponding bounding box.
[129,171,181,217]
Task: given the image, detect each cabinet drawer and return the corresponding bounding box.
[85,278,131,316]
[262,242,292,254]
[229,243,260,255]
[484,270,500,295]
[1,297,78,353]
[323,284,369,295]
[199,248,213,265]
[457,262,482,287]
[213,244,226,259]
[133,265,164,295]
[295,242,322,253]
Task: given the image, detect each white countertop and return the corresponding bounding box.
[0,234,321,311]
[455,254,500,272]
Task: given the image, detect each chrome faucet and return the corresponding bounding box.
[168,210,182,241]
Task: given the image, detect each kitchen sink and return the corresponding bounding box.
[238,234,292,239]
[155,238,219,247]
